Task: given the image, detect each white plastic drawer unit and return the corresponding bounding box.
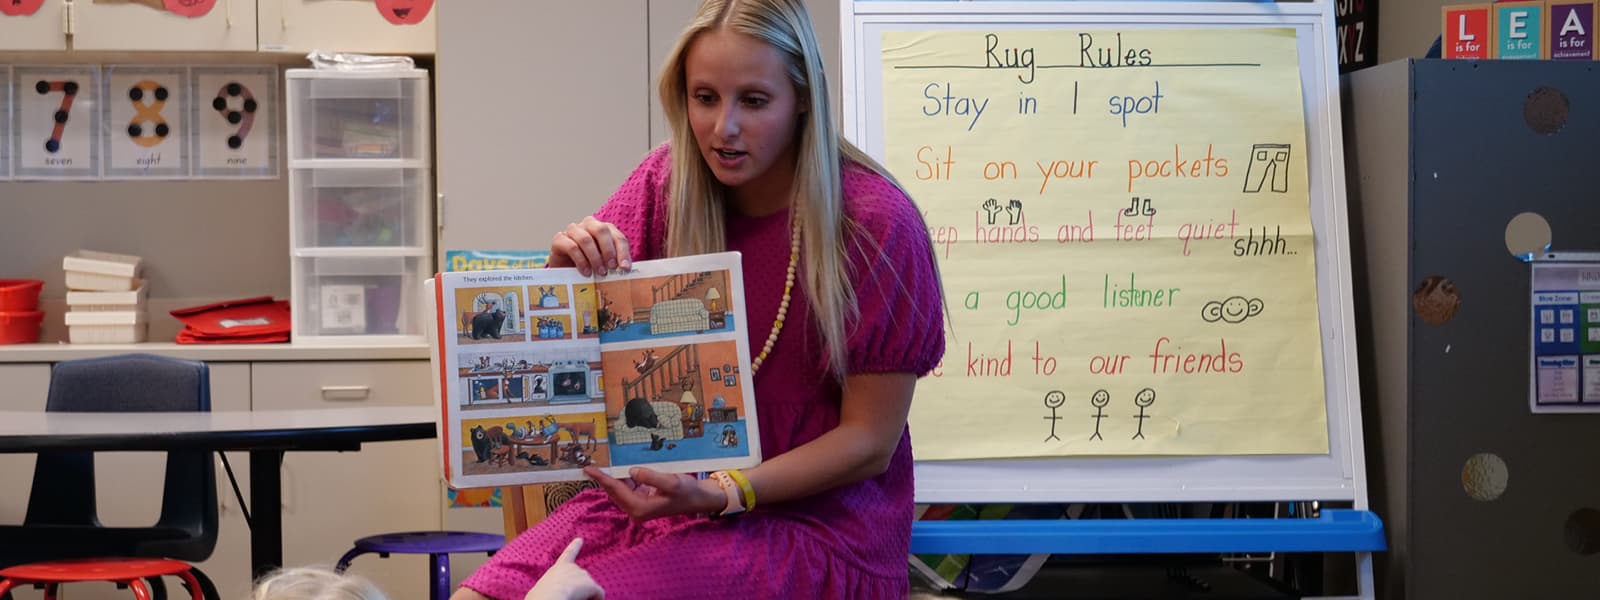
[291,168,430,249]
[293,255,425,339]
[285,71,430,163]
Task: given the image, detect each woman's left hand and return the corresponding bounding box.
[583,466,725,522]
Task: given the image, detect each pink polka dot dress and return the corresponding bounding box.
[461,145,946,600]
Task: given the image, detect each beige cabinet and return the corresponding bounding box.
[71,0,257,52]
[258,0,435,55]
[0,0,68,51]
[252,360,442,600]
[434,0,646,257]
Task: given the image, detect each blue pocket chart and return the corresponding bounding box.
[191,65,278,179]
[13,65,100,179]
[103,65,190,179]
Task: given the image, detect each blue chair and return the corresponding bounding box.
[0,354,221,600]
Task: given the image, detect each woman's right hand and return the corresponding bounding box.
[550,217,631,277]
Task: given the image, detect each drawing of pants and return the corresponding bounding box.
[1244,144,1291,193]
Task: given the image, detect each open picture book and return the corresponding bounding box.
[427,252,761,489]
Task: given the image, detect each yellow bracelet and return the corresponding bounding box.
[726,468,756,512]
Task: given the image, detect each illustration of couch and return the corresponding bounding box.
[649,298,709,335]
[612,400,684,445]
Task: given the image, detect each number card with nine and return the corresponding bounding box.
[191,65,278,178]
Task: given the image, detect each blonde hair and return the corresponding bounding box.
[251,567,387,600]
[658,0,916,377]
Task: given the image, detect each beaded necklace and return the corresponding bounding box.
[750,215,801,373]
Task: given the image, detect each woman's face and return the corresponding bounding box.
[684,29,805,213]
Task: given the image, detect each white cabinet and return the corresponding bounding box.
[258,0,435,55]
[252,361,442,600]
[71,0,256,51]
[0,0,67,51]
[285,69,432,345]
[0,357,445,600]
[0,364,256,600]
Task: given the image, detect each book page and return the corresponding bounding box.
[435,252,759,488]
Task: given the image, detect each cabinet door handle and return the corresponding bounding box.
[321,385,371,400]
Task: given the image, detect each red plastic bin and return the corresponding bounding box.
[0,311,44,344]
[0,279,44,312]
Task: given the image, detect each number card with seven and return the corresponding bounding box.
[104,66,189,179]
[2,66,11,179]
[191,66,278,178]
[13,65,100,179]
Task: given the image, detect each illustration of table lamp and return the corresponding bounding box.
[706,287,721,312]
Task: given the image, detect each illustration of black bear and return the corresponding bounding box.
[470,425,492,462]
[470,309,506,340]
[623,397,659,430]
[471,424,511,464]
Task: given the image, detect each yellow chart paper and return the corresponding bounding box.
[887,28,1328,459]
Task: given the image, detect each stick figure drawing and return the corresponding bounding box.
[1132,388,1156,440]
[1043,390,1065,442]
[1090,389,1110,441]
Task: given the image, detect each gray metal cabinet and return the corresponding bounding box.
[1345,58,1600,600]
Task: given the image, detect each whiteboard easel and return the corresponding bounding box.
[840,2,1376,598]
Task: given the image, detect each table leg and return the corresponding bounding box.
[249,449,285,579]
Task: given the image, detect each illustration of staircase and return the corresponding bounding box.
[634,272,712,323]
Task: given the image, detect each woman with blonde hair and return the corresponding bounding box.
[454,0,945,597]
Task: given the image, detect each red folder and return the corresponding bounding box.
[170,296,290,344]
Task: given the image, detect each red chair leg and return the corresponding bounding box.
[44,582,59,600]
[0,579,14,597]
[177,568,204,600]
[129,578,152,600]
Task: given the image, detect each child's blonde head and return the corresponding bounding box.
[251,566,387,600]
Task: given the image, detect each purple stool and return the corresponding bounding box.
[334,531,504,600]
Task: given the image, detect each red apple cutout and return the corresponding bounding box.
[164,0,216,18]
[0,0,46,17]
[376,0,432,25]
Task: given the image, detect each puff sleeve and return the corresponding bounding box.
[843,169,947,377]
[592,144,672,262]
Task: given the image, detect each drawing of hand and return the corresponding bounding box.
[982,198,1002,225]
[1007,199,1024,225]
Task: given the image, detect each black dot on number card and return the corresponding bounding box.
[62,81,78,95]
[155,123,170,137]
[34,81,49,94]
[129,87,144,102]
[243,99,258,113]
[227,111,242,125]
[44,139,59,153]
[128,124,143,137]
[226,82,242,96]
[54,110,68,124]
[212,97,227,111]
[227,135,243,149]
[155,87,169,101]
